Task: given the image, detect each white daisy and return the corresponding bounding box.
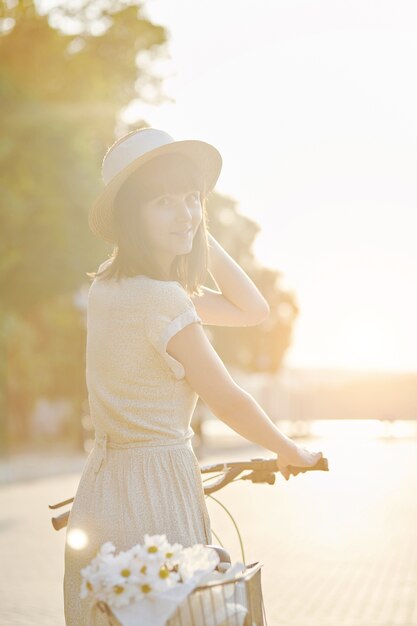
[163,541,184,568]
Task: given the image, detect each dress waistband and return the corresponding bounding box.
[92,430,193,475]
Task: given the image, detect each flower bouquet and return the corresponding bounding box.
[80,534,249,626]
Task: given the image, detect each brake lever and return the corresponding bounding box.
[241,470,276,485]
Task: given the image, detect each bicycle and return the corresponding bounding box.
[49,454,329,625]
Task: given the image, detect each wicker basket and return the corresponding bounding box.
[96,561,266,626]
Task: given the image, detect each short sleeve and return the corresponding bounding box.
[145,281,202,380]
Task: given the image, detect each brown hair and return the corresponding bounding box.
[86,152,211,296]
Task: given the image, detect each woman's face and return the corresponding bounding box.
[139,188,203,269]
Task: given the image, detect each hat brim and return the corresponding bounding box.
[88,139,222,244]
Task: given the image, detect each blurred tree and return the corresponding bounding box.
[0,0,170,453]
[0,0,299,454]
[0,0,168,310]
[205,192,299,374]
[6,292,86,449]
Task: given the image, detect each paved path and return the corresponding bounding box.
[1,428,416,625]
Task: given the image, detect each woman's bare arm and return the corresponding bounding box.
[190,234,270,327]
[167,320,296,457]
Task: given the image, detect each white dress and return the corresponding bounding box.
[63,262,212,624]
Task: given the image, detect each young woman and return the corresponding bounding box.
[63,128,324,624]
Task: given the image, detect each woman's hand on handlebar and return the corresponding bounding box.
[276,442,324,481]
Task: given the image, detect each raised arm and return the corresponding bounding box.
[190,233,270,327]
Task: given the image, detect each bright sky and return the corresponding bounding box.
[124,0,417,374]
[38,0,417,373]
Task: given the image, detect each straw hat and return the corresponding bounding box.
[88,127,222,243]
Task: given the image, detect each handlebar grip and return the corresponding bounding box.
[51,510,70,531]
[287,456,329,474]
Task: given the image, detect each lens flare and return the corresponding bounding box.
[67,528,88,550]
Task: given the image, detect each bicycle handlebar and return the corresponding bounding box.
[201,455,329,494]
[49,455,329,529]
[200,455,328,474]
